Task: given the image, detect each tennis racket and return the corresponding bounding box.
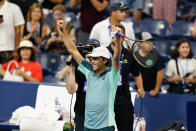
[108,25,158,68]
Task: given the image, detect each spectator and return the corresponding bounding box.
[23,3,49,52]
[9,0,38,20]
[42,0,65,10]
[0,40,43,82]
[137,32,165,96]
[113,0,145,25]
[192,19,196,37]
[166,38,196,94]
[45,4,76,54]
[153,0,177,28]
[0,0,25,64]
[107,23,145,131]
[69,0,109,43]
[90,1,135,49]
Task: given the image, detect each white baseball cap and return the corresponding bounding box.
[18,40,33,49]
[87,47,111,59]
[139,32,155,41]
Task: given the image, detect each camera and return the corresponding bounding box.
[66,44,94,67]
[77,44,94,56]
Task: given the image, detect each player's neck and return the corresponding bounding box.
[109,17,120,25]
[96,66,107,76]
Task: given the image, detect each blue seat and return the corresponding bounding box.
[143,0,153,16]
[153,39,171,64]
[168,20,194,39]
[140,19,169,38]
[125,17,137,28]
[44,12,55,26]
[65,12,77,23]
[36,53,61,76]
[190,41,196,58]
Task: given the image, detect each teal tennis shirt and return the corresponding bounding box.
[78,59,119,129]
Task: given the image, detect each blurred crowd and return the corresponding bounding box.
[0,0,196,94]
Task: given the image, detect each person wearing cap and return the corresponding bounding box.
[55,38,100,131]
[0,40,43,82]
[57,20,122,131]
[63,38,101,131]
[107,23,145,131]
[90,1,135,49]
[137,32,164,96]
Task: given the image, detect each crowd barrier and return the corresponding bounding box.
[0,80,196,131]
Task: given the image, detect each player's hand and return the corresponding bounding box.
[149,89,159,96]
[137,88,145,97]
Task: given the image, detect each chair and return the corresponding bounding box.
[190,41,196,58]
[36,53,61,76]
[65,12,77,23]
[143,0,153,16]
[153,39,171,64]
[168,20,194,39]
[140,19,169,38]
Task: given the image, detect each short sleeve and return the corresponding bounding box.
[13,4,25,26]
[166,59,175,77]
[77,59,93,77]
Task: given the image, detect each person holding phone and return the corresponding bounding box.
[0,0,25,64]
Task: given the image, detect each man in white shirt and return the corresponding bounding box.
[0,0,25,64]
[90,1,135,49]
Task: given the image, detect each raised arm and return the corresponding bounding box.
[90,0,109,12]
[57,20,83,65]
[111,26,122,72]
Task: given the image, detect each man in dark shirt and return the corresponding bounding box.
[107,23,145,131]
[69,0,109,43]
[137,32,165,96]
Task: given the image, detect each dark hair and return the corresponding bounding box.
[17,48,36,62]
[171,37,193,59]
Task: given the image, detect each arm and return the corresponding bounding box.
[134,73,145,97]
[69,0,81,8]
[15,69,40,82]
[66,66,78,94]
[57,20,83,65]
[90,0,109,12]
[0,66,5,76]
[35,24,49,46]
[149,69,163,96]
[112,27,122,72]
[192,26,196,37]
[15,24,24,48]
[57,55,72,79]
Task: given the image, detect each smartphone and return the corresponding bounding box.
[0,15,3,19]
[183,72,192,78]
